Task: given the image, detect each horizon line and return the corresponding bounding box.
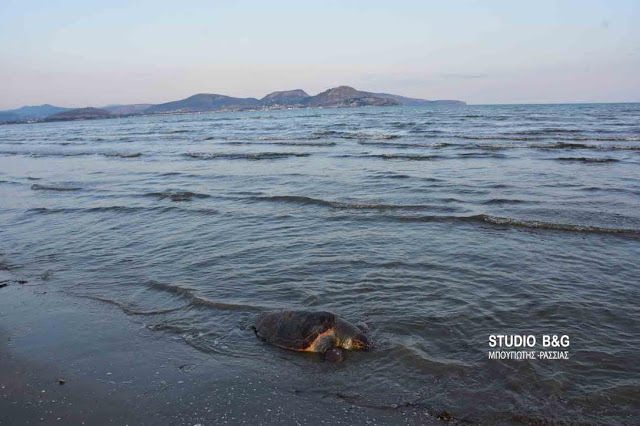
[3,99,639,112]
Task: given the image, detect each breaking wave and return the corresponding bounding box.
[309,130,402,140]
[0,151,142,158]
[247,196,639,236]
[30,184,81,191]
[371,172,413,179]
[145,190,211,202]
[544,142,592,149]
[102,152,143,158]
[183,152,311,160]
[481,198,528,205]
[251,195,451,211]
[357,141,454,149]
[452,135,640,142]
[146,280,263,312]
[553,157,620,163]
[386,214,640,236]
[25,205,219,215]
[219,141,336,147]
[363,154,441,161]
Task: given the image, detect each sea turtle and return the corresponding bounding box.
[252,311,372,362]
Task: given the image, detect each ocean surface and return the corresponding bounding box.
[1,104,639,424]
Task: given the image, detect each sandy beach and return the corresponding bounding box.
[0,267,442,426]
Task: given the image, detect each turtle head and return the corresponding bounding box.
[335,319,372,351]
[346,332,372,351]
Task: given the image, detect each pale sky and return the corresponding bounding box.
[0,0,638,109]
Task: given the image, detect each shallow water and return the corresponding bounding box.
[1,104,639,423]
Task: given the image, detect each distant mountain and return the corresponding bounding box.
[144,86,448,113]
[261,89,310,106]
[44,107,113,122]
[146,94,260,114]
[103,104,153,115]
[335,96,399,107]
[0,111,20,123]
[298,86,468,108]
[304,86,392,107]
[2,104,71,120]
[369,92,466,106]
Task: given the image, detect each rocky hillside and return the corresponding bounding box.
[146,94,260,114]
[260,89,310,106]
[44,107,113,122]
[335,97,399,107]
[103,104,154,115]
[305,86,390,107]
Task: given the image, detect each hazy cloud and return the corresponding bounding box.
[439,73,490,80]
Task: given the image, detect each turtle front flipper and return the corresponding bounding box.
[311,334,335,353]
[324,347,345,363]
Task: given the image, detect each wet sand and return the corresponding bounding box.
[0,271,441,425]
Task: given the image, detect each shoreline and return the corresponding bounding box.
[0,267,441,425]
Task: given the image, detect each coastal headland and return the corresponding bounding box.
[0,86,465,124]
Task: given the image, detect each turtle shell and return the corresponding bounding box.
[254,311,337,351]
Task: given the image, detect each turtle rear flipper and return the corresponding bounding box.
[249,325,267,342]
